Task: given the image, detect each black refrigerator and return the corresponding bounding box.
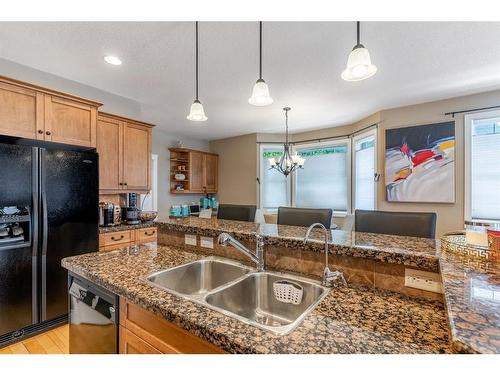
[0,140,98,346]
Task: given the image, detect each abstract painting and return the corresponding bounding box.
[385,121,455,203]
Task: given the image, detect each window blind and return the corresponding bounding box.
[354,136,375,210]
[294,143,348,211]
[471,121,500,221]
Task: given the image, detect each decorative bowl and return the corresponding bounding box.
[174,173,186,181]
[139,211,158,223]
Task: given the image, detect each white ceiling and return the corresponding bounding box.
[1,22,500,140]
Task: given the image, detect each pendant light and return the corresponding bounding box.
[341,21,377,82]
[248,21,273,106]
[268,107,305,177]
[187,21,207,121]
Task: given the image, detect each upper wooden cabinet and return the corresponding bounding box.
[169,148,218,194]
[0,81,44,139]
[0,76,101,147]
[44,95,97,147]
[98,113,153,193]
[96,115,122,191]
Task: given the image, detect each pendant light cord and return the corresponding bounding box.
[195,21,199,100]
[259,21,263,80]
[356,21,360,46]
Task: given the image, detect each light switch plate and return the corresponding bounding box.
[404,268,442,293]
[200,236,214,249]
[184,234,197,246]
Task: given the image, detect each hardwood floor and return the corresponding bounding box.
[0,324,69,354]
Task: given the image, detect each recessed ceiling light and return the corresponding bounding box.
[104,55,122,66]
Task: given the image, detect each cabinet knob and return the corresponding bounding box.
[111,235,124,241]
[124,182,128,186]
[119,182,123,186]
[37,130,43,134]
[45,131,51,136]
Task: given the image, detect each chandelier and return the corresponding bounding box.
[268,107,305,177]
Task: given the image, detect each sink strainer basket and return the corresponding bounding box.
[273,280,303,305]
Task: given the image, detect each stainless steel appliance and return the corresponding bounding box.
[123,207,140,225]
[68,273,118,353]
[0,139,98,347]
[99,202,115,227]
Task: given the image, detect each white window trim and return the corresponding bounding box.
[352,128,378,213]
[464,109,500,223]
[291,138,351,216]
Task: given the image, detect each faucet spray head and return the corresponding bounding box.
[217,233,231,246]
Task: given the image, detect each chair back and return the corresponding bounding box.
[217,204,257,222]
[277,207,333,228]
[354,209,437,238]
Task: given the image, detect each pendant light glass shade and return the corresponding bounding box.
[249,79,273,106]
[249,22,273,106]
[187,99,207,121]
[341,22,377,82]
[341,45,377,81]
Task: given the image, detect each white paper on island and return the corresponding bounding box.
[199,209,212,219]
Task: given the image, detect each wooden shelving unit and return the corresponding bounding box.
[168,147,219,194]
[169,148,190,193]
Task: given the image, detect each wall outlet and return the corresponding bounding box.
[200,236,214,249]
[184,234,197,246]
[404,268,442,294]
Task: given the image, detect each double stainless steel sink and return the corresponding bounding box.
[146,257,329,335]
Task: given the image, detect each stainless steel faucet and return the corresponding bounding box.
[303,223,347,287]
[217,233,265,272]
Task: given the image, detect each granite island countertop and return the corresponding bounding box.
[156,218,500,354]
[62,244,452,354]
[99,221,157,234]
[157,217,440,271]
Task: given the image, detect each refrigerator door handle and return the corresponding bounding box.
[31,147,40,325]
[40,147,48,321]
[41,191,48,257]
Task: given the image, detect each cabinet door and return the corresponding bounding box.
[189,151,205,192]
[0,81,44,140]
[119,326,161,354]
[97,115,123,191]
[204,154,218,192]
[44,95,97,147]
[122,122,151,191]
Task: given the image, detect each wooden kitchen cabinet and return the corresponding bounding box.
[120,326,161,354]
[96,115,122,191]
[0,80,44,140]
[119,298,225,354]
[0,76,101,146]
[169,148,218,194]
[98,227,157,251]
[97,113,153,194]
[122,122,151,191]
[44,95,97,147]
[203,153,218,192]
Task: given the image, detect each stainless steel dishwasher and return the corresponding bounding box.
[68,273,119,354]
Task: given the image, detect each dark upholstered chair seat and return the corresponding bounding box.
[217,204,257,222]
[354,209,437,239]
[277,207,333,228]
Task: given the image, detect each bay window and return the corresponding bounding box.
[294,141,350,213]
[259,145,290,210]
[465,111,500,222]
[353,130,377,210]
[259,129,377,215]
